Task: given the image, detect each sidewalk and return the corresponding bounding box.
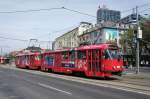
[122,67,150,80]
[123,72,150,79]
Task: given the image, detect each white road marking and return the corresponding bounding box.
[38,83,72,95]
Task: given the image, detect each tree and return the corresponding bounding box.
[140,19,150,42]
[119,19,150,66]
[140,19,150,54]
[119,29,135,54]
[120,19,150,53]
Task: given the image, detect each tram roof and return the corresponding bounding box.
[76,44,111,50]
[16,52,40,56]
[42,48,71,54]
[0,57,7,59]
[43,44,117,54]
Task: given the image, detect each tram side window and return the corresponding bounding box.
[35,55,41,61]
[78,51,86,59]
[62,51,68,60]
[45,55,54,66]
[70,51,75,61]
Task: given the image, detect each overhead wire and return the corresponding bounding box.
[0,2,149,44]
[0,7,63,14]
[121,2,150,14]
[0,2,149,16]
[0,35,51,43]
[0,36,28,42]
[139,7,150,13]
[62,7,96,18]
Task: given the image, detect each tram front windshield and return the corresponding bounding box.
[104,49,121,59]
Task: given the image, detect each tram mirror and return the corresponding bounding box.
[102,50,109,59]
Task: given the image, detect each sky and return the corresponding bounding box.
[0,0,150,54]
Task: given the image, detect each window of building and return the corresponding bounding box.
[94,32,97,37]
[86,36,89,40]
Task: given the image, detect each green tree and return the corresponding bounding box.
[120,19,150,53]
[140,19,150,53]
[119,29,135,54]
[140,19,150,42]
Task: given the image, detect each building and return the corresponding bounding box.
[53,28,78,50]
[97,6,121,24]
[120,14,145,24]
[53,22,93,50]
[79,23,131,47]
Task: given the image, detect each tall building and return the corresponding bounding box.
[97,6,121,24]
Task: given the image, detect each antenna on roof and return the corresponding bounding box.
[98,5,101,9]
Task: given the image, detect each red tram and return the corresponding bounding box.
[15,52,41,69]
[0,57,5,64]
[41,44,124,77]
[15,44,124,78]
[0,56,9,64]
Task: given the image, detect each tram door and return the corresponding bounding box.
[88,49,101,76]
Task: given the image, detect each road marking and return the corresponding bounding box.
[38,83,72,95]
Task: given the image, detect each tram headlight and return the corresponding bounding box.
[116,66,120,68]
[113,66,120,69]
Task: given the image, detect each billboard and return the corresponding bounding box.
[103,28,119,43]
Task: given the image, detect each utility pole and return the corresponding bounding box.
[49,33,51,50]
[136,6,142,74]
[49,41,51,49]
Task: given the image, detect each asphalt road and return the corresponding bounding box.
[0,67,149,99]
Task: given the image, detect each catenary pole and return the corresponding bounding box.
[136,6,140,74]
